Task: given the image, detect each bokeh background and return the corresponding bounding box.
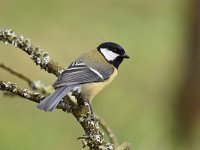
[0,0,200,150]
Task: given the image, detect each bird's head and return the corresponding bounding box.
[97,42,129,69]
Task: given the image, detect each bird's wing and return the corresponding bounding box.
[52,61,113,88]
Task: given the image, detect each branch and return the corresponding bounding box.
[0,63,52,94]
[0,80,130,150]
[0,29,130,150]
[96,114,118,146]
[0,80,115,149]
[0,63,32,85]
[0,80,45,103]
[0,29,63,76]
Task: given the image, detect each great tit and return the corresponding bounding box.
[37,42,129,111]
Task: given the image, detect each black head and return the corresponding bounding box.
[97,42,129,69]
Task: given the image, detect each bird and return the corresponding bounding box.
[37,42,129,112]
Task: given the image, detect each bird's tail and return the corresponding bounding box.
[37,86,74,112]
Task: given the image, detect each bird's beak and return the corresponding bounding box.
[121,53,130,59]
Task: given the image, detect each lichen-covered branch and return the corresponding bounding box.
[0,29,130,150]
[0,80,114,149]
[73,99,114,149]
[0,80,45,103]
[0,29,63,76]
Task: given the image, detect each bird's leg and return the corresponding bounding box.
[72,90,81,99]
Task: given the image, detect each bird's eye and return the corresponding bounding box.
[113,49,117,53]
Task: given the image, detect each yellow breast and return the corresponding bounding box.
[80,68,117,101]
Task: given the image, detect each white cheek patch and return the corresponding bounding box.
[100,48,119,61]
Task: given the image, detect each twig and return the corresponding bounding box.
[0,63,52,94]
[0,63,32,85]
[116,143,131,150]
[96,114,118,146]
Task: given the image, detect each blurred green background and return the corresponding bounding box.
[1,0,200,150]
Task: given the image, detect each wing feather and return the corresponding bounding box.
[53,61,113,88]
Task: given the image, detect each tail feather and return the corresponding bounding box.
[37,86,74,112]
